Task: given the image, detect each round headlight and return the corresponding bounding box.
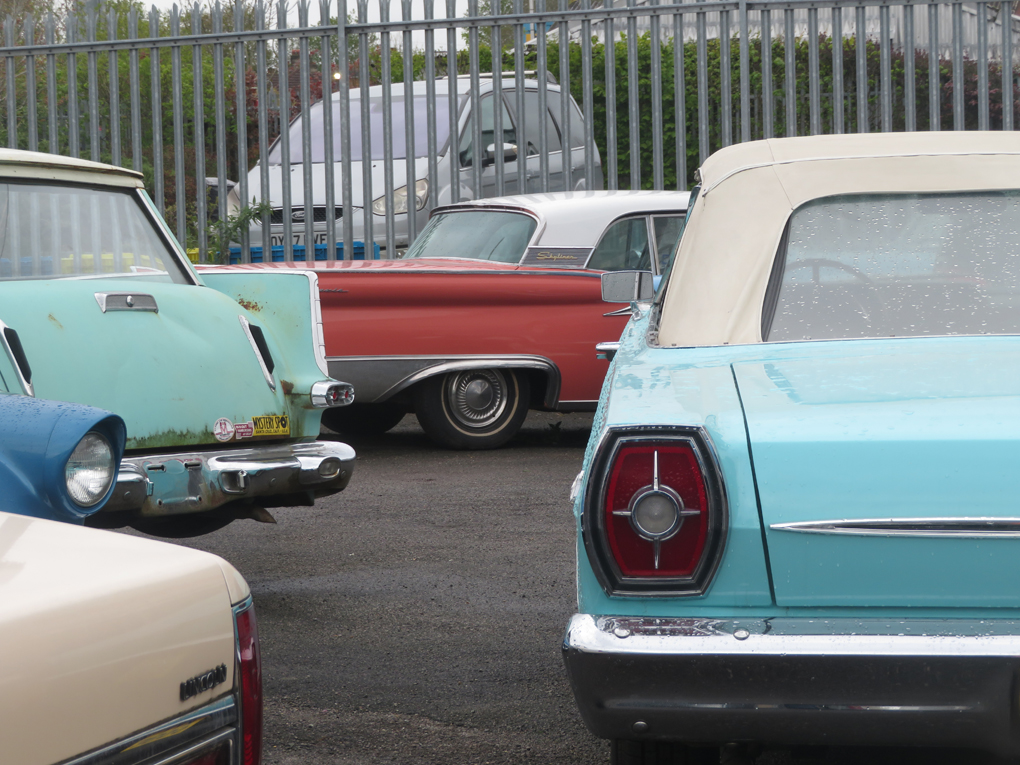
[630,490,682,541]
[65,431,115,507]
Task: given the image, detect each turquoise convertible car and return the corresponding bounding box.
[563,132,1020,762]
[0,150,355,536]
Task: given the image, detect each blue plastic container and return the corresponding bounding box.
[227,241,381,264]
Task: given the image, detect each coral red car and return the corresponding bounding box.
[242,191,689,448]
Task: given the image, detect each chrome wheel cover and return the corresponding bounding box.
[445,370,510,429]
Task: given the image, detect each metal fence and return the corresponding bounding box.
[1,0,1019,262]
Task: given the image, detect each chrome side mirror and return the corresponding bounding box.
[601,270,654,304]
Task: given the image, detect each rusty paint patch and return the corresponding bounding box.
[47,313,63,329]
[128,427,217,451]
[236,297,262,313]
[280,379,295,395]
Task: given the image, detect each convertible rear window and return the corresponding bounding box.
[765,191,1020,341]
[0,182,189,283]
[402,210,536,264]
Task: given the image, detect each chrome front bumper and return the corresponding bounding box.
[104,440,356,517]
[562,613,1020,756]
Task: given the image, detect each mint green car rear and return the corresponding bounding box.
[0,149,355,536]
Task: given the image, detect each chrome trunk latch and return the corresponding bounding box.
[95,292,159,313]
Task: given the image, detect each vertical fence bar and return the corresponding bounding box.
[46,13,58,153]
[879,5,891,131]
[606,2,619,188]
[720,8,732,146]
[626,0,640,187]
[696,0,708,161]
[213,1,228,256]
[784,7,796,136]
[339,0,355,258]
[171,8,187,244]
[256,0,271,255]
[582,0,595,186]
[321,0,336,261]
[762,6,773,138]
[560,0,572,192]
[192,5,207,260]
[129,8,142,172]
[514,0,526,193]
[855,4,867,132]
[402,0,418,245]
[87,6,101,160]
[149,8,163,211]
[107,7,121,166]
[26,17,38,152]
[234,0,250,260]
[831,6,843,133]
[903,4,915,131]
[674,1,687,187]
[952,1,963,128]
[808,6,820,134]
[380,0,396,254]
[299,0,314,260]
[4,18,14,149]
[739,0,749,142]
[446,0,459,203]
[492,0,505,198]
[468,0,482,199]
[538,0,550,190]
[651,0,665,188]
[278,0,294,261]
[359,0,375,248]
[928,2,940,129]
[1004,0,1013,130]
[68,17,80,157]
[977,1,989,130]
[425,0,439,215]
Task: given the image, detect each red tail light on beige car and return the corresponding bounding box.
[583,427,727,596]
[234,599,263,765]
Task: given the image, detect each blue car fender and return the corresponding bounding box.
[0,395,126,522]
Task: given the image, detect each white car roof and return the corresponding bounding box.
[0,148,143,188]
[658,131,1020,348]
[436,190,691,248]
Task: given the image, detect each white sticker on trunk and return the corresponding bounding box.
[213,418,235,442]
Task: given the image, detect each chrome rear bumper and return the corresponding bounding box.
[562,613,1020,756]
[104,440,356,517]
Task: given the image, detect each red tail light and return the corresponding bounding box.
[583,429,726,596]
[234,601,263,765]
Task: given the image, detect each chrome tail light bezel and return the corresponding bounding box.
[582,426,728,597]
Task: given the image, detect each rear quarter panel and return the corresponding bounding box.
[576,312,773,615]
[317,267,628,404]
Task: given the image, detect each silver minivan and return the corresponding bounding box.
[231,76,604,255]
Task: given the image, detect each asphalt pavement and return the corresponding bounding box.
[167,412,1005,765]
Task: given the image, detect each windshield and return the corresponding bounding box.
[0,182,189,283]
[268,95,452,164]
[403,210,536,264]
[766,191,1020,341]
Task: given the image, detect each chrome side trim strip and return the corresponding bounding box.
[771,518,1020,538]
[327,354,562,408]
[57,696,237,765]
[238,315,275,392]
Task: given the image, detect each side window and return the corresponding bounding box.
[460,95,515,168]
[506,89,562,157]
[587,217,651,272]
[652,215,686,273]
[568,100,585,149]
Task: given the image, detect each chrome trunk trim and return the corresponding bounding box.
[0,319,33,396]
[771,517,1020,538]
[57,696,237,765]
[238,315,275,392]
[94,292,158,313]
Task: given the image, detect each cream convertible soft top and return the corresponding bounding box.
[657,131,1020,348]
